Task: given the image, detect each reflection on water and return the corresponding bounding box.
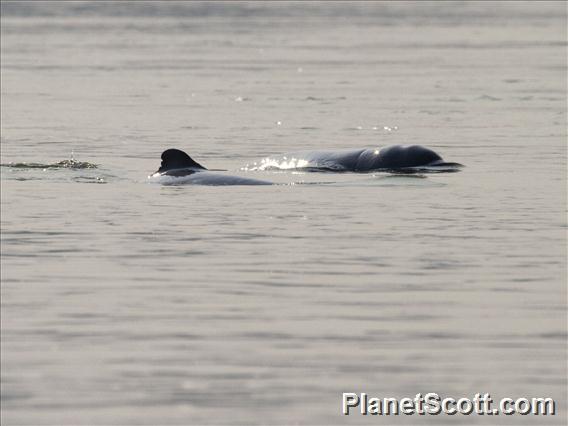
[1,1,566,425]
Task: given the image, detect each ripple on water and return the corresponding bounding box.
[0,159,98,170]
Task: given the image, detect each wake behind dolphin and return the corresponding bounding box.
[245,145,463,173]
[149,149,272,186]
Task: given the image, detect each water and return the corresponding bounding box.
[1,2,566,424]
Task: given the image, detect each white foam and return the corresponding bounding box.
[243,157,310,171]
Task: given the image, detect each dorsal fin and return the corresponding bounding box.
[158,149,207,172]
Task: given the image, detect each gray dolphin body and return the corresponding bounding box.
[255,145,462,172]
[149,149,272,185]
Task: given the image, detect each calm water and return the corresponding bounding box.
[1,2,566,425]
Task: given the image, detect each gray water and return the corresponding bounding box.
[1,2,566,425]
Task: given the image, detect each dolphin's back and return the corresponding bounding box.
[255,148,366,171]
[302,148,367,170]
[151,148,273,185]
[150,171,272,186]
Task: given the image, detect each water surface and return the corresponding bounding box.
[1,2,566,425]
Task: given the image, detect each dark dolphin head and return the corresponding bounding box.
[353,145,464,171]
[157,149,207,174]
[377,145,443,168]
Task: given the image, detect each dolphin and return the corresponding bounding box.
[250,145,463,173]
[149,149,272,185]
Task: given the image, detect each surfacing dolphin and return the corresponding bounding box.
[149,149,272,185]
[250,145,463,173]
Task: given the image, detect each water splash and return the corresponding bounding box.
[1,156,98,170]
[242,157,310,171]
[0,160,98,170]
